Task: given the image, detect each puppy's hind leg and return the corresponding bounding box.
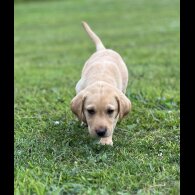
[75,79,85,94]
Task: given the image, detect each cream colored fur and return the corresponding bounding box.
[71,22,131,145]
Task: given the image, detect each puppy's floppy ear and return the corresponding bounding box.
[115,91,131,119]
[70,90,88,123]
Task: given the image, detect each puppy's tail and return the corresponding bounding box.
[82,21,105,51]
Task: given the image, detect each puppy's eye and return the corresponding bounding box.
[87,109,95,115]
[107,109,114,115]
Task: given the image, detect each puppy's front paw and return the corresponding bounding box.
[99,138,113,146]
[80,122,87,127]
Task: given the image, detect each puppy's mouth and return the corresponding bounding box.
[88,127,111,138]
[97,134,109,138]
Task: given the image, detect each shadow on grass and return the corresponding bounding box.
[42,116,113,163]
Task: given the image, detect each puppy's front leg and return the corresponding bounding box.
[80,121,87,127]
[99,135,113,146]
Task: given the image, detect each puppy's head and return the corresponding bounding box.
[71,84,131,138]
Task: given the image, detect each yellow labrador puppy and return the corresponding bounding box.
[71,22,131,145]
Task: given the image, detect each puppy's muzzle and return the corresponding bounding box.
[95,127,107,137]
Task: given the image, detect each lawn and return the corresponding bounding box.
[14,0,180,194]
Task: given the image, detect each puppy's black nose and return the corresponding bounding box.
[96,128,107,137]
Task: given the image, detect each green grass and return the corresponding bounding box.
[14,0,180,194]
